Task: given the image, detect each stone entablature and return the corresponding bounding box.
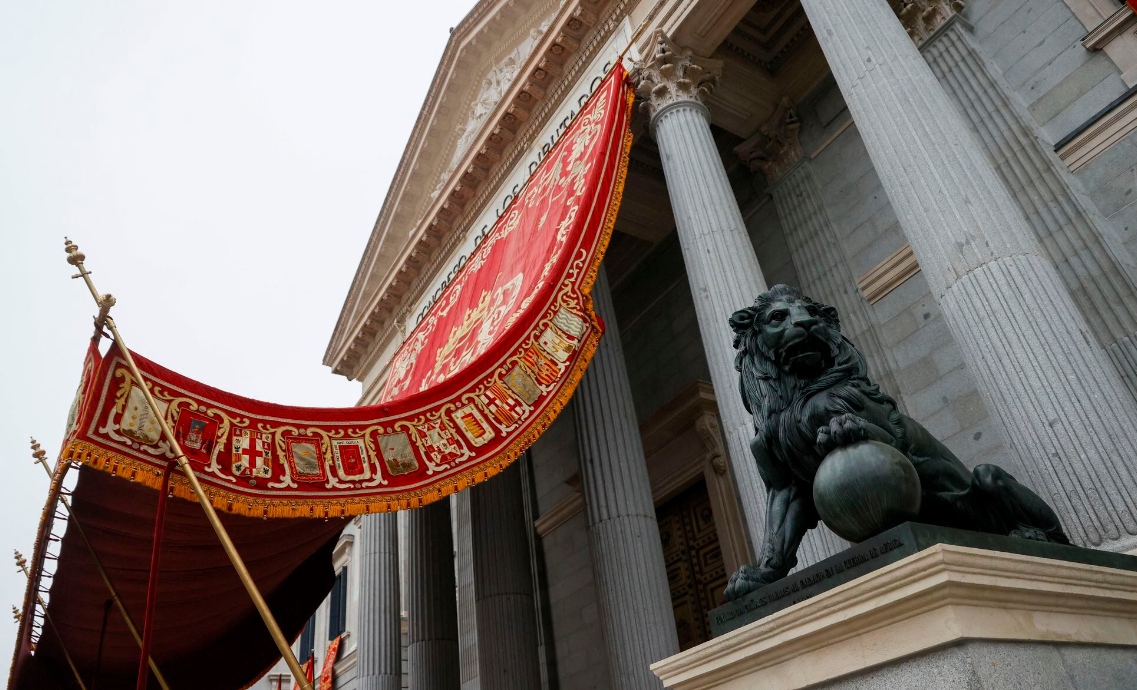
[325,0,613,381]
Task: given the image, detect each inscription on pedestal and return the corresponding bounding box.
[710,528,916,637]
[709,522,1137,637]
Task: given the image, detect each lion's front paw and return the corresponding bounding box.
[723,565,782,602]
[816,413,870,456]
[1009,526,1049,542]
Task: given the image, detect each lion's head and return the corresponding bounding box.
[730,285,877,439]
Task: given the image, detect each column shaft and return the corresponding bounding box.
[650,101,769,557]
[923,20,1137,401]
[454,492,479,690]
[800,0,1137,550]
[406,501,460,690]
[470,463,541,690]
[574,267,679,689]
[357,513,402,690]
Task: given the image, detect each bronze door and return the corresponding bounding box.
[657,480,728,650]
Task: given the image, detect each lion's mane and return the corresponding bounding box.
[730,285,902,461]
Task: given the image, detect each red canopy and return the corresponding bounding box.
[10,464,343,690]
[10,63,634,690]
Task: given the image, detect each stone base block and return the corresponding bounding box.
[651,545,1137,689]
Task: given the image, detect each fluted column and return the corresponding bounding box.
[357,514,402,690]
[469,463,541,690]
[922,18,1137,401]
[574,266,679,689]
[632,30,768,559]
[406,501,460,690]
[800,0,1137,551]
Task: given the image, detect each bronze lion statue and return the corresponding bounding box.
[723,284,1068,602]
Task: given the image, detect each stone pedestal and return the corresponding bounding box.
[651,545,1137,689]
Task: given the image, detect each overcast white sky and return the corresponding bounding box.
[0,0,475,661]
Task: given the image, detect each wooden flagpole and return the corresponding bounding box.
[135,461,173,690]
[15,550,88,690]
[63,239,315,690]
[29,438,173,690]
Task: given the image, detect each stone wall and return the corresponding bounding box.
[813,639,1137,689]
[967,0,1126,143]
[529,401,612,690]
[964,0,1137,257]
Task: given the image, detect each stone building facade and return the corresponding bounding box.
[258,0,1137,687]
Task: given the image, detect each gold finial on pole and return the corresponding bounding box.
[61,240,315,690]
[14,550,88,690]
[29,437,172,690]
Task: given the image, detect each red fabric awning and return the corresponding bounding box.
[59,65,633,519]
[10,465,343,690]
[11,64,633,690]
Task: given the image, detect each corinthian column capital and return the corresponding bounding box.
[734,96,805,184]
[632,29,722,124]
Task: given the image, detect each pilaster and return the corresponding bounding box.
[737,103,908,410]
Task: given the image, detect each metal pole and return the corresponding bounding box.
[30,439,172,690]
[63,239,314,690]
[15,551,88,690]
[135,462,173,690]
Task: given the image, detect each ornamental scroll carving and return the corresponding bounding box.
[632,29,722,120]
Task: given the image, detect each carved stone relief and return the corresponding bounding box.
[428,14,558,204]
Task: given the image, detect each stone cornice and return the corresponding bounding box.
[325,0,619,380]
[329,0,636,384]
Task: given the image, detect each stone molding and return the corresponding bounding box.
[349,0,644,389]
[856,244,921,304]
[651,544,1137,690]
[633,29,723,123]
[1082,5,1137,52]
[1062,0,1137,86]
[1057,86,1137,171]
